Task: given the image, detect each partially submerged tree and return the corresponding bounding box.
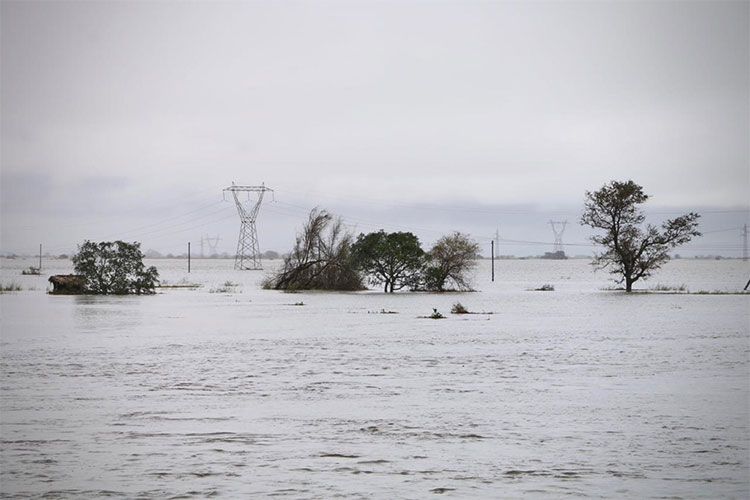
[580,180,700,292]
[264,208,363,291]
[351,230,425,293]
[72,241,159,294]
[423,232,480,291]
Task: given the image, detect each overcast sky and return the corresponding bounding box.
[1,1,748,256]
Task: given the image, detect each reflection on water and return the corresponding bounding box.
[1,258,748,498]
[73,295,145,335]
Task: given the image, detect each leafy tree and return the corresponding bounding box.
[580,180,700,292]
[351,230,425,293]
[423,232,480,291]
[264,208,363,291]
[72,240,159,295]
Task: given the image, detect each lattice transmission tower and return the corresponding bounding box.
[223,183,273,270]
[201,235,221,257]
[549,220,568,254]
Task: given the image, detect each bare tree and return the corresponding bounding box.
[423,232,480,292]
[581,180,701,292]
[264,208,363,291]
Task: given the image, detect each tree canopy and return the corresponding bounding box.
[580,180,700,292]
[263,209,481,294]
[72,240,159,295]
[351,230,425,293]
[423,232,480,291]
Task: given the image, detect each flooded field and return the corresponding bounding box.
[1,257,748,498]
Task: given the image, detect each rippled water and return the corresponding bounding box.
[1,257,748,498]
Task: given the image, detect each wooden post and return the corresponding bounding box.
[491,240,494,282]
[188,242,191,273]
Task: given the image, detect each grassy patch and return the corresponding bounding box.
[209,281,240,293]
[369,309,398,314]
[0,282,22,293]
[648,283,687,292]
[158,277,201,289]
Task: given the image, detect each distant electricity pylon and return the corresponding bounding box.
[201,235,221,258]
[223,183,273,270]
[549,220,568,253]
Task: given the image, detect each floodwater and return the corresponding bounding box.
[1,257,748,499]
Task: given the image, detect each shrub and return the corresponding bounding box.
[428,308,445,319]
[451,302,469,314]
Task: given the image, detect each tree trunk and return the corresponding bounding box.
[625,275,633,292]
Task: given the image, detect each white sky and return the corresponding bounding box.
[1,1,748,256]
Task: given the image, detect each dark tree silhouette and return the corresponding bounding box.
[580,180,700,292]
[72,240,159,295]
[351,230,425,293]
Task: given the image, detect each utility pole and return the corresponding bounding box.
[223,183,273,270]
[39,244,42,272]
[491,240,495,282]
[188,242,191,273]
[743,224,748,261]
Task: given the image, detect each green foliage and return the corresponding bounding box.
[72,241,159,295]
[351,230,425,293]
[423,232,480,291]
[580,180,700,292]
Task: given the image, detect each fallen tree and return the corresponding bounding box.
[263,208,364,291]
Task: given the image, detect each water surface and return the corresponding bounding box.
[1,258,748,498]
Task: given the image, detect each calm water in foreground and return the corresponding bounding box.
[1,257,749,499]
